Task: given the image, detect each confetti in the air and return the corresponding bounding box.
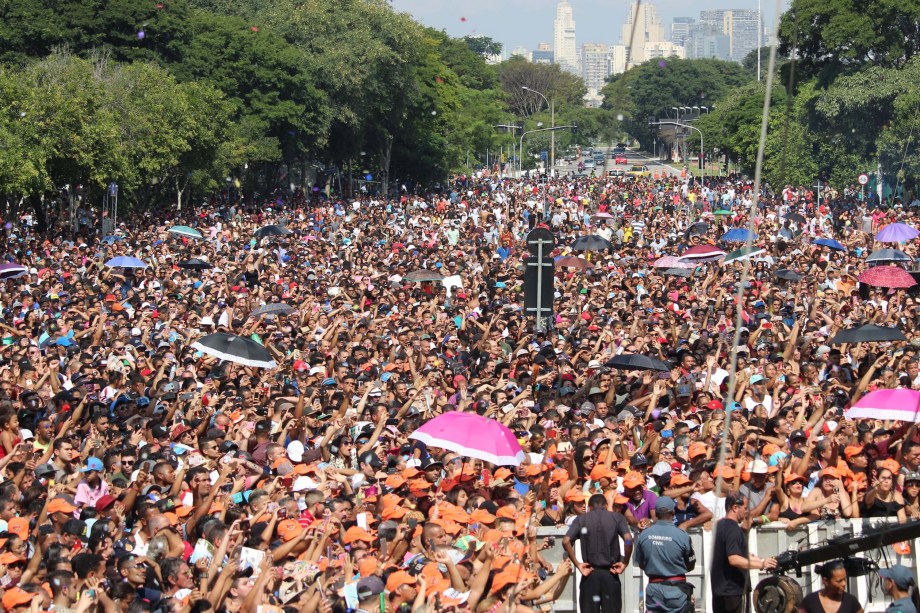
[658,60,667,68]
[137,30,146,40]
[251,26,260,32]
[617,114,624,121]
[460,16,467,22]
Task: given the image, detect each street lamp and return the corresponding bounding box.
[522,86,555,176]
[700,106,709,113]
[649,119,705,183]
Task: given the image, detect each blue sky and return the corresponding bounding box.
[391,0,790,55]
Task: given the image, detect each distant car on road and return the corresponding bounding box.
[612,146,626,154]
[583,159,596,169]
[627,164,650,177]
[615,155,628,164]
[607,168,626,178]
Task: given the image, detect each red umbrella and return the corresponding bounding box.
[555,256,593,270]
[858,265,917,289]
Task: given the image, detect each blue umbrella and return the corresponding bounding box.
[721,228,757,243]
[812,238,846,251]
[105,256,147,269]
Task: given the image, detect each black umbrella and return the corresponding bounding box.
[254,224,292,239]
[867,249,912,265]
[250,303,296,318]
[191,333,277,369]
[571,235,613,252]
[783,212,807,224]
[605,354,671,372]
[177,258,213,271]
[404,270,443,283]
[829,324,907,345]
[775,269,803,282]
[684,221,709,240]
[663,268,694,278]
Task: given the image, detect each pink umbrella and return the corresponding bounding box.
[653,255,695,269]
[857,265,917,289]
[845,389,920,422]
[409,411,526,465]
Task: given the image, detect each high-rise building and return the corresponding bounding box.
[686,23,731,60]
[644,41,686,60]
[723,9,760,62]
[510,46,532,61]
[532,42,554,65]
[671,17,695,46]
[581,44,611,95]
[699,9,761,62]
[553,1,577,73]
[610,44,627,75]
[622,1,666,68]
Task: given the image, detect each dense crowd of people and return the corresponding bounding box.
[0,166,915,613]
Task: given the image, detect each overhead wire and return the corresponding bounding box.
[714,0,784,499]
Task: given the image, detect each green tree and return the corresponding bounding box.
[601,58,750,150]
[462,36,502,59]
[498,57,587,116]
[778,0,920,83]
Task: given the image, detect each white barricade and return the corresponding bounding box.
[537,519,913,613]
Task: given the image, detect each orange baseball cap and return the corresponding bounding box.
[0,552,25,565]
[623,472,645,489]
[2,587,32,610]
[6,517,28,540]
[671,474,691,487]
[277,519,302,542]
[382,505,408,520]
[879,458,901,474]
[713,465,736,480]
[688,442,708,459]
[819,467,840,479]
[48,498,77,515]
[496,505,518,519]
[590,464,617,481]
[470,509,496,525]
[551,468,570,483]
[386,570,418,592]
[343,526,376,544]
[762,443,781,457]
[563,489,587,503]
[358,557,379,578]
[613,494,629,505]
[844,445,866,459]
[491,564,533,594]
[385,474,406,489]
[494,468,513,481]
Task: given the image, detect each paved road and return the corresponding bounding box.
[553,147,684,179]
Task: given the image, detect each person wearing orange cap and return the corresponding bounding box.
[2,586,34,612]
[670,474,713,531]
[385,570,419,610]
[563,493,632,613]
[804,467,854,519]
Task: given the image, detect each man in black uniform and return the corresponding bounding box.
[635,496,696,613]
[711,493,777,613]
[564,493,633,613]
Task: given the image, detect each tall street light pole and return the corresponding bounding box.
[757,0,762,81]
[523,86,554,176]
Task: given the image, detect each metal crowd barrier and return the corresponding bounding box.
[537,519,911,613]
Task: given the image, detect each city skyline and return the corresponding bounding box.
[391,0,789,56]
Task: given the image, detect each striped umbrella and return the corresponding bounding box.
[678,245,726,263]
[168,225,203,239]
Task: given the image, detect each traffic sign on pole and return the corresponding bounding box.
[858,173,869,185]
[524,228,556,331]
